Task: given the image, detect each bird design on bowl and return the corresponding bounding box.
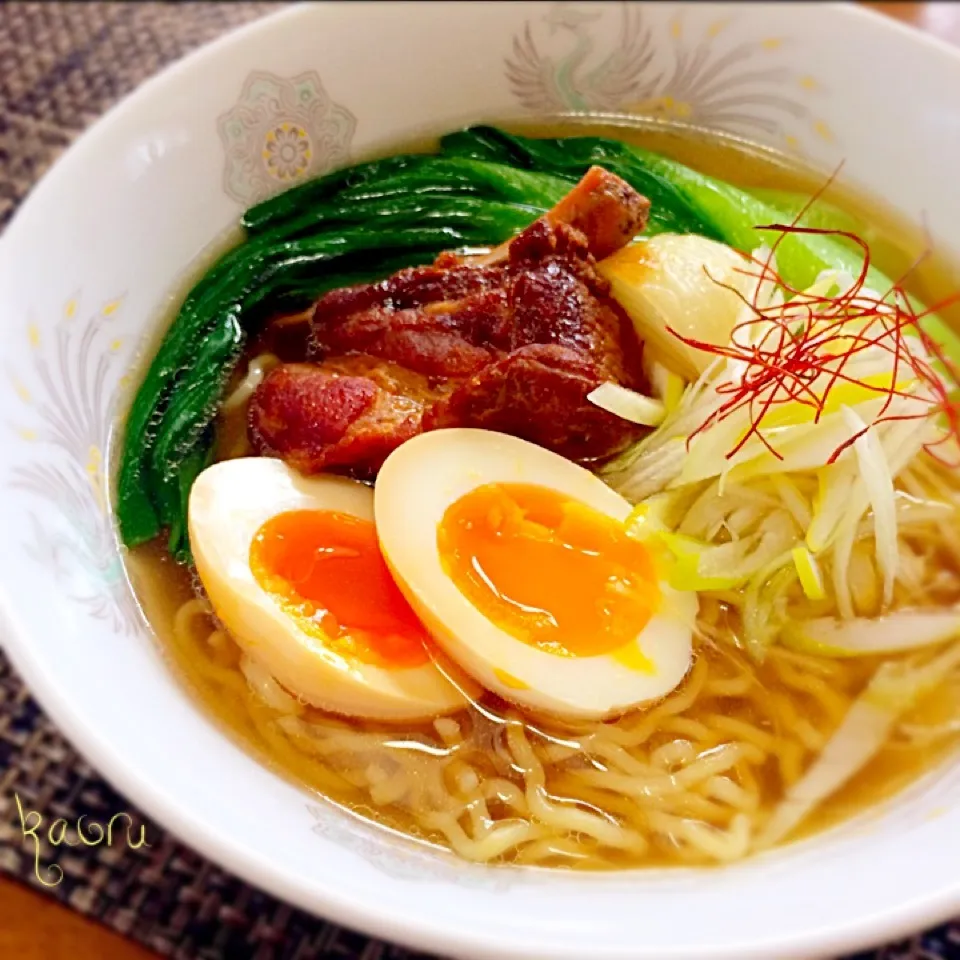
[505,1,826,150]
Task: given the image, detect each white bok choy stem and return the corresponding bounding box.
[757,639,960,849]
[597,233,756,379]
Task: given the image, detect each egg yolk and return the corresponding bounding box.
[437,483,661,658]
[250,509,429,668]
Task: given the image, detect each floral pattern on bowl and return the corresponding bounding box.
[5,295,140,636]
[219,70,357,205]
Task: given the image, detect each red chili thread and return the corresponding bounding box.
[665,192,960,468]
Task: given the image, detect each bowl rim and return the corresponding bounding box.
[3,2,960,958]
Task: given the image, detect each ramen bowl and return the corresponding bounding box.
[2,3,960,958]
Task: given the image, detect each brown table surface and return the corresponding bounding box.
[1,2,957,958]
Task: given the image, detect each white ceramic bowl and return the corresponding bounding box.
[3,3,960,958]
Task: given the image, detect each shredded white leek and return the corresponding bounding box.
[741,553,797,661]
[663,371,685,413]
[807,463,856,553]
[771,475,811,531]
[600,246,959,676]
[784,608,960,658]
[587,382,666,426]
[624,492,683,541]
[758,641,960,848]
[831,511,858,621]
[842,407,898,607]
[792,546,825,601]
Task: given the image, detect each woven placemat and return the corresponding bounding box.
[0,4,956,959]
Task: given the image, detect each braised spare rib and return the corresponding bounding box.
[249,166,651,476]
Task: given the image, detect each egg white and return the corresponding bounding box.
[188,457,467,721]
[375,429,697,721]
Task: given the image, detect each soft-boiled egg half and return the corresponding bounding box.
[188,457,468,721]
[375,429,697,721]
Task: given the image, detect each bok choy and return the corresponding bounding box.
[116,124,960,565]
